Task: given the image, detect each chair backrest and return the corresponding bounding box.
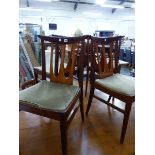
[90,36,124,79]
[38,35,87,85]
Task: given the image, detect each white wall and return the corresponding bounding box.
[19,5,135,39]
[19,16,135,39]
[114,20,135,38]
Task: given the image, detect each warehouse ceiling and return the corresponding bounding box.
[19,0,135,20]
[19,0,135,12]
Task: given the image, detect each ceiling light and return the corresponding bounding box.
[83,12,102,16]
[71,17,86,21]
[34,0,51,2]
[22,16,42,18]
[96,0,106,5]
[101,4,124,9]
[34,0,59,2]
[19,8,43,11]
[110,19,122,22]
[125,16,135,19]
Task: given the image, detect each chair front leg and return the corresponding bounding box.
[86,85,95,115]
[120,102,132,144]
[60,121,67,155]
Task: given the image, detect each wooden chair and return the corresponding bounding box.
[19,35,86,155]
[85,36,135,144]
[34,35,91,98]
[84,39,130,97]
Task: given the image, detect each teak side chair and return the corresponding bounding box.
[85,36,135,144]
[84,38,130,98]
[33,35,91,98]
[19,35,86,155]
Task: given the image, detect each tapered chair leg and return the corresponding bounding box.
[60,121,67,155]
[112,97,115,104]
[107,95,112,103]
[85,65,89,97]
[79,96,84,122]
[120,102,132,144]
[86,86,95,115]
[107,96,115,104]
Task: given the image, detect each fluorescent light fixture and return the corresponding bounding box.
[83,12,102,16]
[19,7,43,11]
[118,16,135,21]
[110,19,122,22]
[23,16,42,18]
[96,0,106,5]
[34,0,59,2]
[36,0,59,2]
[34,0,51,2]
[101,4,124,9]
[72,17,86,21]
[125,15,135,18]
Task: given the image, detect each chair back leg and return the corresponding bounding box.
[85,66,89,97]
[107,96,112,103]
[86,86,95,115]
[120,102,132,144]
[60,121,67,155]
[79,97,84,122]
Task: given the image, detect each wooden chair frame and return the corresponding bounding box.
[20,35,87,155]
[85,36,135,144]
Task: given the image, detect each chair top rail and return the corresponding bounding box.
[91,36,124,44]
[38,35,91,44]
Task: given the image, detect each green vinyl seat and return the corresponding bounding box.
[19,80,80,112]
[95,73,135,97]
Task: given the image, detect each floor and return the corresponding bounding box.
[19,70,135,155]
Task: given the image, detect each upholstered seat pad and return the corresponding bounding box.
[95,74,135,97]
[19,80,80,112]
